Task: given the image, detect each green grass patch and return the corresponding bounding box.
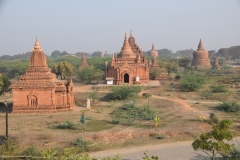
[85,120,114,132]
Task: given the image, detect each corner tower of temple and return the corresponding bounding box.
[191,39,211,69]
[11,37,75,113]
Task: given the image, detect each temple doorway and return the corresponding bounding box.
[124,73,129,83]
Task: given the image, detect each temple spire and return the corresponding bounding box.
[130,29,133,37]
[197,39,204,51]
[34,36,42,50]
[152,42,155,50]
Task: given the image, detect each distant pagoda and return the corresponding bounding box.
[191,39,211,69]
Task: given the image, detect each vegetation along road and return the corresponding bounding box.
[90,137,240,160]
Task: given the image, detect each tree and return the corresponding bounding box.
[52,61,74,79]
[180,74,205,92]
[161,61,178,76]
[0,74,4,95]
[178,57,192,72]
[0,75,11,95]
[51,50,62,57]
[192,119,233,160]
[149,68,162,80]
[77,65,104,83]
[109,85,142,100]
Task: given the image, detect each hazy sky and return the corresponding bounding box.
[0,0,240,56]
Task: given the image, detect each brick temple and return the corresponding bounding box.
[11,37,75,113]
[191,39,211,69]
[105,32,149,85]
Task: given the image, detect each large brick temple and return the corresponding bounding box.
[11,37,75,113]
[105,32,149,85]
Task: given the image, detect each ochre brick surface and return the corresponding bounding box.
[11,37,75,113]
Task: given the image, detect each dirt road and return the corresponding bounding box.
[89,137,240,160]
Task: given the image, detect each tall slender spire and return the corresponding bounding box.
[130,29,133,37]
[111,54,115,65]
[34,36,42,50]
[197,39,204,51]
[152,42,155,51]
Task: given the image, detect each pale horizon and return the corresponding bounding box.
[0,0,240,56]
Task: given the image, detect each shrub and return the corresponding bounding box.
[218,101,240,112]
[0,137,19,155]
[208,113,219,124]
[156,134,165,139]
[175,75,181,81]
[108,85,142,100]
[56,120,75,129]
[209,85,228,93]
[73,138,88,148]
[22,146,41,160]
[180,74,205,92]
[111,103,156,125]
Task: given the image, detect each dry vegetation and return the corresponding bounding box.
[1,67,240,155]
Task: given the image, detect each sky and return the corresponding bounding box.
[0,0,240,56]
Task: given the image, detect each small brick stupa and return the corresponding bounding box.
[11,37,75,113]
[191,39,211,69]
[149,43,158,57]
[211,57,221,70]
[105,33,149,85]
[79,54,89,69]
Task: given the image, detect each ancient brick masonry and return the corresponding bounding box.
[105,32,149,85]
[212,57,221,70]
[149,43,158,57]
[79,54,89,69]
[191,39,211,69]
[11,37,75,113]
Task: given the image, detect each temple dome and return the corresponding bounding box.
[30,37,47,67]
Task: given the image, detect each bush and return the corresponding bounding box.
[208,113,219,124]
[73,138,88,148]
[0,137,19,155]
[209,85,228,93]
[111,103,156,125]
[156,134,165,139]
[22,146,41,160]
[56,120,75,129]
[108,85,142,100]
[180,74,205,92]
[218,101,240,112]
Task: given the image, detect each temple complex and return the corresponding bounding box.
[149,43,158,57]
[105,32,149,85]
[191,39,211,69]
[211,57,221,70]
[11,37,75,113]
[79,54,89,69]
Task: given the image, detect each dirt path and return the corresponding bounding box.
[89,137,240,160]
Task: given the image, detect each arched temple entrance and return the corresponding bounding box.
[124,73,129,83]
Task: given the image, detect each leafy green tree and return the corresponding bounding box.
[0,75,11,95]
[52,61,74,79]
[161,61,178,76]
[178,57,192,72]
[149,68,162,80]
[192,119,233,160]
[180,74,205,92]
[51,50,62,57]
[77,66,104,83]
[109,85,142,100]
[0,74,3,95]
